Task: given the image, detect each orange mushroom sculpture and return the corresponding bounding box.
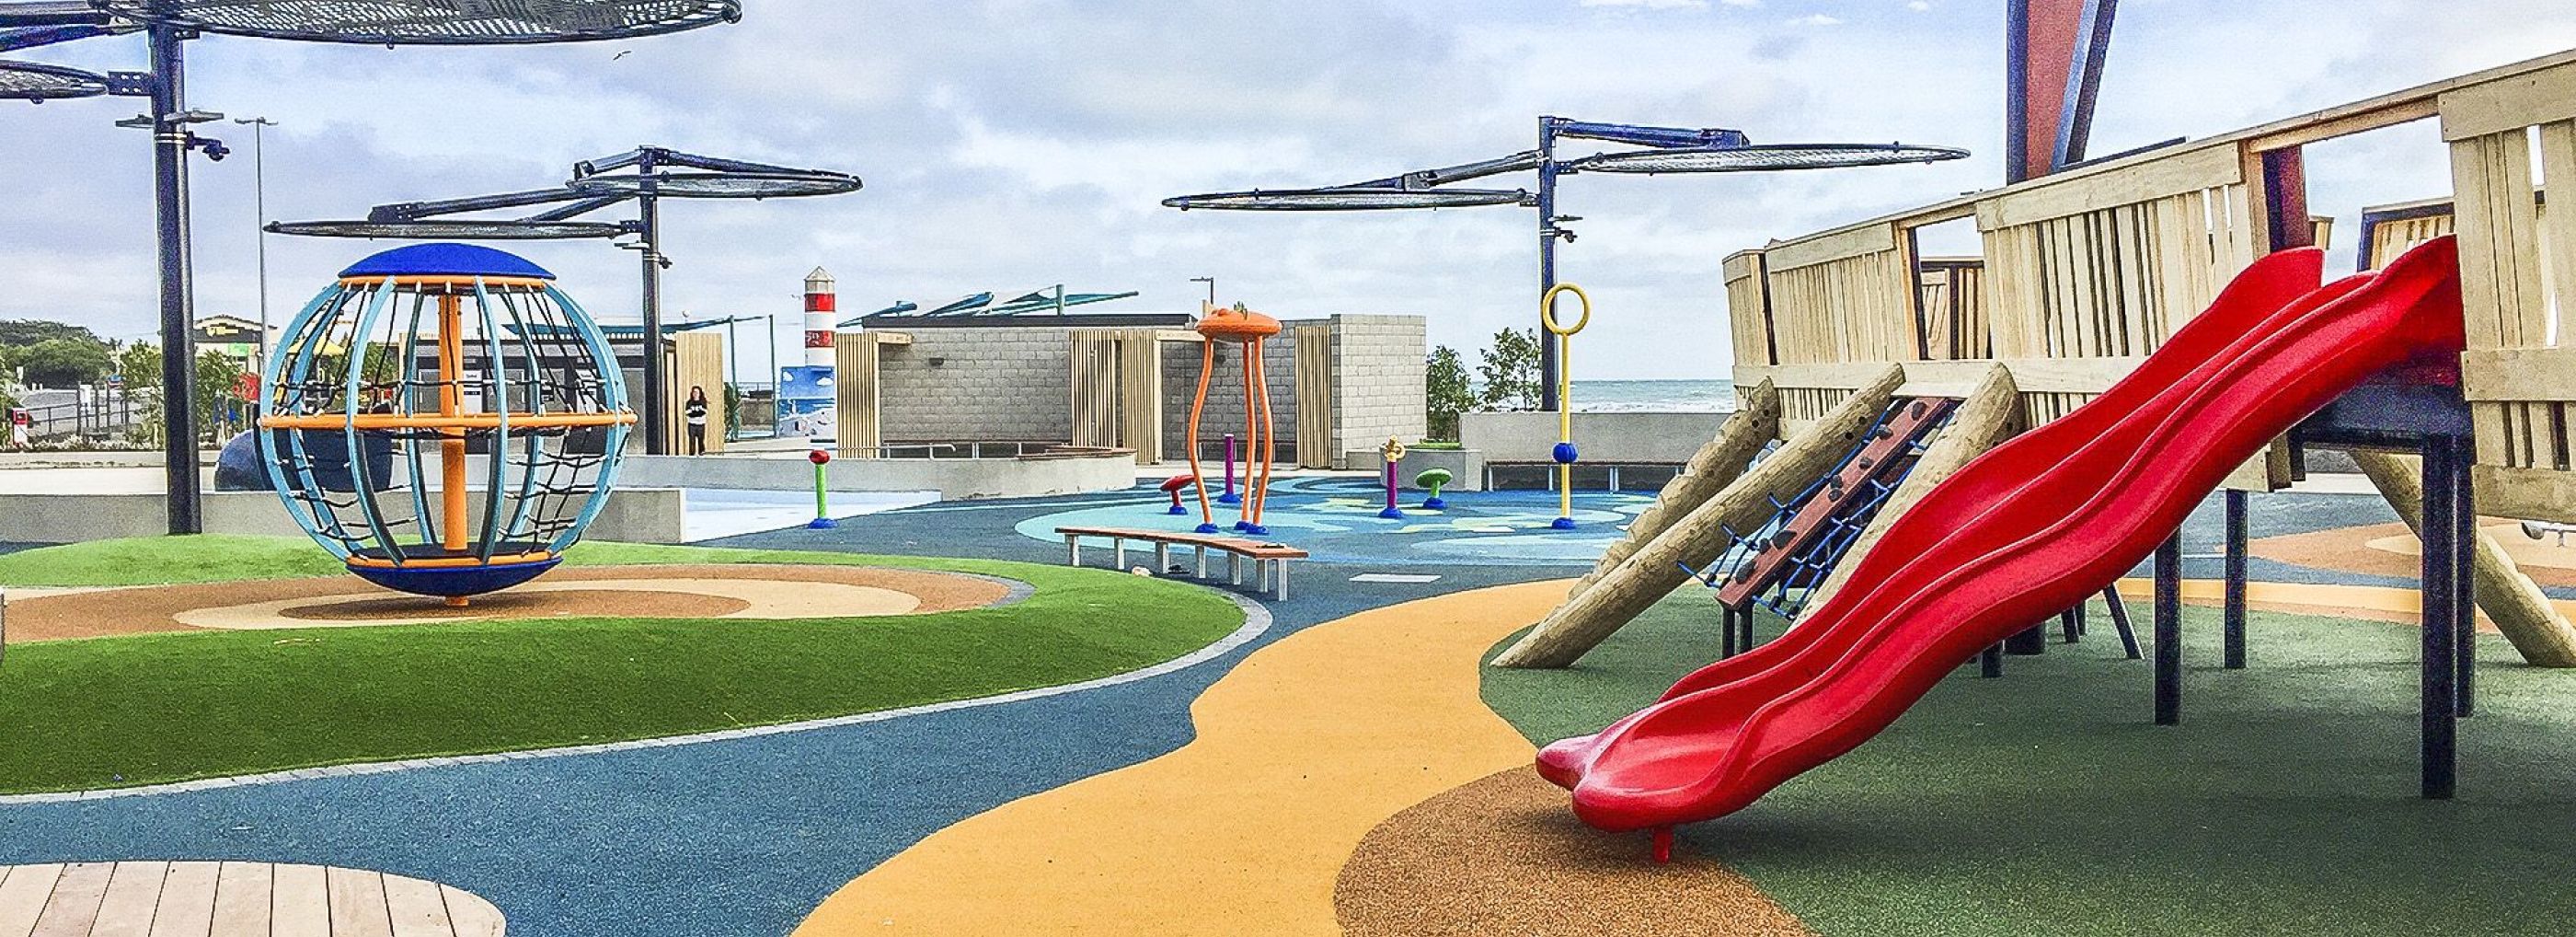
[1185,302,1282,536]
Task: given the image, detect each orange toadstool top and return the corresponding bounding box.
[1196,305,1281,342]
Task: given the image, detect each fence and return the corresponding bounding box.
[1721,47,2576,518]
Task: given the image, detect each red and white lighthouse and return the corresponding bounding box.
[804,267,838,366]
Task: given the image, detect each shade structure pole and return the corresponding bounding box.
[1536,115,1563,413]
[150,26,202,535]
[638,147,666,455]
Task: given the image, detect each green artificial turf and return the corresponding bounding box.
[1484,594,2576,937]
[0,538,1241,794]
[0,535,351,586]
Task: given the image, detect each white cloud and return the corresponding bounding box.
[1581,0,1709,6]
[1787,14,1845,26]
[4,1,2575,380]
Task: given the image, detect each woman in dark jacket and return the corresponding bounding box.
[684,386,711,455]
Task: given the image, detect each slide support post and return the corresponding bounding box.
[2448,434,2477,717]
[2225,490,2249,669]
[2421,434,2461,798]
[2154,533,2183,726]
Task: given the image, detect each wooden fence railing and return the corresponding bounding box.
[1725,47,2576,516]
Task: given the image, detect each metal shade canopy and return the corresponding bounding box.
[0,57,102,99]
[268,219,632,239]
[90,0,742,45]
[1163,187,1535,212]
[1162,116,1970,411]
[567,170,861,200]
[280,146,863,457]
[1568,143,1969,175]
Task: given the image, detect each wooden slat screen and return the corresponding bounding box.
[2444,63,2576,517]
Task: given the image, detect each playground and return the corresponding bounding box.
[6,3,2576,937]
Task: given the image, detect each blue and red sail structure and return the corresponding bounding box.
[2007,0,2120,183]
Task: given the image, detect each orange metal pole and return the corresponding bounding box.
[1186,340,1217,527]
[1240,341,1258,529]
[438,294,467,554]
[1251,337,1276,526]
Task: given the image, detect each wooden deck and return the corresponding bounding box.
[0,862,504,937]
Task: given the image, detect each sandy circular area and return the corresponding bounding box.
[2254,521,2576,588]
[2,564,1015,643]
[1335,769,1814,937]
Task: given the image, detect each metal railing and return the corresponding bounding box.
[865,440,1125,460]
[12,391,152,442]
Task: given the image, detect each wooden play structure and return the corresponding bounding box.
[1500,48,2576,801]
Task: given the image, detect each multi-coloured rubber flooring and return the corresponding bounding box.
[2,480,2571,936]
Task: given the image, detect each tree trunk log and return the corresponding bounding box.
[1491,366,1905,669]
[1802,365,2021,612]
[2353,450,2576,667]
[1565,380,1783,601]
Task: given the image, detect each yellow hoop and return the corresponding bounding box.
[1541,283,1592,337]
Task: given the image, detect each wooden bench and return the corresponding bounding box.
[0,862,506,937]
[1055,526,1310,600]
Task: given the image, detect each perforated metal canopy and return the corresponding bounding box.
[268,219,631,240]
[1567,143,1970,175]
[0,58,104,100]
[1162,188,1536,212]
[567,170,862,200]
[91,0,742,45]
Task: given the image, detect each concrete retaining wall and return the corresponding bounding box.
[617,450,1135,502]
[1343,447,1486,492]
[0,488,686,546]
[1460,411,1732,465]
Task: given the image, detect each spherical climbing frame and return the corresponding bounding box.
[258,244,638,605]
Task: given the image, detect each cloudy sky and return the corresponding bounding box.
[4,0,2573,379]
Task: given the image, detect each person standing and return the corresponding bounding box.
[684,386,711,455]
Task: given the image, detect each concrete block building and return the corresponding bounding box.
[834,310,1424,469]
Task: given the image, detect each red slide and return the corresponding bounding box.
[1541,237,2465,835]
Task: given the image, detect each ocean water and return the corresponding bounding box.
[1569,379,1738,413]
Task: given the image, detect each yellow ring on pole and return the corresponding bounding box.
[1541,283,1592,336]
[1545,283,1590,526]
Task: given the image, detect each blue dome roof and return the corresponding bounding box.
[340,243,556,280]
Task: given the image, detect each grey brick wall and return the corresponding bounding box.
[1161,326,1303,462]
[1327,314,1427,463]
[860,314,1424,464]
[875,329,1072,441]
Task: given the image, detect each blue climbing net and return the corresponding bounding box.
[1686,399,1954,621]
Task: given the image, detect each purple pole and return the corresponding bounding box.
[1378,457,1406,520]
[1217,433,1242,505]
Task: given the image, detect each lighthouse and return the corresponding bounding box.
[804,267,838,366]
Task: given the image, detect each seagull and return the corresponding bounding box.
[612,50,632,61]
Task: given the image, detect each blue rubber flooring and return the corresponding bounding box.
[0,482,2444,935]
[0,485,1579,937]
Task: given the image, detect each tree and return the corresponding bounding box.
[1475,327,1542,411]
[115,342,162,390]
[194,350,251,439]
[0,319,103,347]
[1424,345,1473,441]
[6,337,114,388]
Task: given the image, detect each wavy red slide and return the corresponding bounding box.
[1543,237,2465,835]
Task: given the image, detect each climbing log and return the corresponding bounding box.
[2352,450,2576,667]
[1492,366,1905,669]
[1569,380,1782,597]
[1801,365,2023,612]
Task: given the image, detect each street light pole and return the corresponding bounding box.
[1536,115,1565,413]
[149,26,201,535]
[1190,276,1217,307]
[235,116,277,374]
